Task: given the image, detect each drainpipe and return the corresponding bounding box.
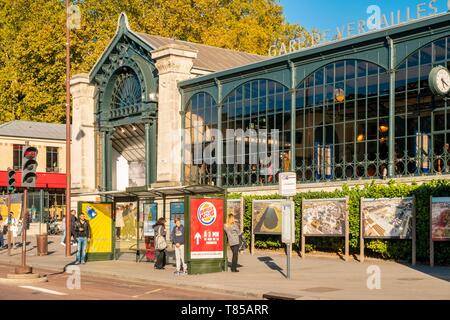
[216,79,223,187]
[289,60,296,172]
[180,88,186,185]
[387,36,396,178]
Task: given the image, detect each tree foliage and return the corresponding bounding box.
[0,0,311,124]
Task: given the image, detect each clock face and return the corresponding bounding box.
[429,66,450,96]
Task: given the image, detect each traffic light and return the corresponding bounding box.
[7,168,16,193]
[22,146,38,188]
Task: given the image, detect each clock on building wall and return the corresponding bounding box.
[429,66,450,96]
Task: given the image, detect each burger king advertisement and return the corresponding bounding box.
[190,198,224,260]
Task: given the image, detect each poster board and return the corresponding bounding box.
[430,197,450,267]
[301,198,349,261]
[227,199,244,233]
[0,194,23,220]
[143,203,157,237]
[185,197,226,274]
[170,201,185,238]
[78,202,114,261]
[360,197,416,264]
[252,200,283,235]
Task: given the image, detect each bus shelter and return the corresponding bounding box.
[74,184,225,266]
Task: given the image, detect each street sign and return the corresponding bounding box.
[282,201,295,244]
[190,198,224,260]
[279,172,297,197]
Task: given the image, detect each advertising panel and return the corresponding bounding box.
[143,203,157,237]
[361,198,414,239]
[227,199,244,232]
[0,194,23,220]
[190,198,224,260]
[302,199,347,236]
[431,197,450,241]
[252,200,283,235]
[170,202,185,236]
[79,202,113,255]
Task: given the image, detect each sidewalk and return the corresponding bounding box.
[0,236,449,299]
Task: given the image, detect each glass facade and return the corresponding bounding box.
[295,60,389,181]
[221,80,291,187]
[395,36,450,175]
[184,92,218,185]
[183,37,450,187]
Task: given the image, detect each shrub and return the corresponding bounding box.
[229,179,450,265]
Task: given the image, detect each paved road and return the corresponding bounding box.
[0,264,248,300]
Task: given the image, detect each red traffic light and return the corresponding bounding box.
[23,147,38,159]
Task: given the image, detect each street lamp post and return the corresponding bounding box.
[65,0,72,256]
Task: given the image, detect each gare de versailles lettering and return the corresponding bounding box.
[269,0,450,57]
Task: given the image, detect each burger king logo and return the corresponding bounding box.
[197,202,217,226]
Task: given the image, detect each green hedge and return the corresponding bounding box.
[229,179,450,265]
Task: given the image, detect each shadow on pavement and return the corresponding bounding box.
[400,262,450,282]
[257,256,286,277]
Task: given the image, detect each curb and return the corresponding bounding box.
[1,260,264,299]
[0,275,48,285]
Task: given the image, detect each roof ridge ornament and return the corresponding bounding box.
[118,12,131,33]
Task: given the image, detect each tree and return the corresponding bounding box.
[0,0,313,124]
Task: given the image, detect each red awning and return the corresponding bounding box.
[0,170,66,189]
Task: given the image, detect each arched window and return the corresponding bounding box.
[221,79,291,187]
[395,36,450,175]
[295,60,389,182]
[111,68,142,109]
[184,92,218,185]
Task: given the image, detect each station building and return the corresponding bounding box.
[71,12,450,218]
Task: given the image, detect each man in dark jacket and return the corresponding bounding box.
[74,213,91,265]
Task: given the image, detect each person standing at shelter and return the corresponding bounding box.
[153,218,167,270]
[74,213,91,265]
[224,213,242,272]
[171,217,187,275]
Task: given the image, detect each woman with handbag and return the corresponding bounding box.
[224,213,243,272]
[153,217,167,270]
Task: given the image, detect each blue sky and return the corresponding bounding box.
[279,0,449,31]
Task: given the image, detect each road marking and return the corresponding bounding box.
[19,286,68,296]
[132,288,162,298]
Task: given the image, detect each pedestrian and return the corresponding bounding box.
[70,209,78,246]
[0,215,4,249]
[171,217,187,275]
[153,217,167,270]
[9,213,20,248]
[74,213,91,265]
[224,213,242,272]
[60,215,66,246]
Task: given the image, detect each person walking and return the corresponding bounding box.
[153,217,167,270]
[74,213,91,265]
[0,215,5,249]
[60,215,66,246]
[8,213,19,248]
[224,213,242,272]
[70,209,78,246]
[171,217,187,275]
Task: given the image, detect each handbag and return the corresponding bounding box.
[155,226,167,250]
[238,234,247,251]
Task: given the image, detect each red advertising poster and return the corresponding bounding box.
[190,198,224,260]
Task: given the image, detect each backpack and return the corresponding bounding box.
[155,225,167,250]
